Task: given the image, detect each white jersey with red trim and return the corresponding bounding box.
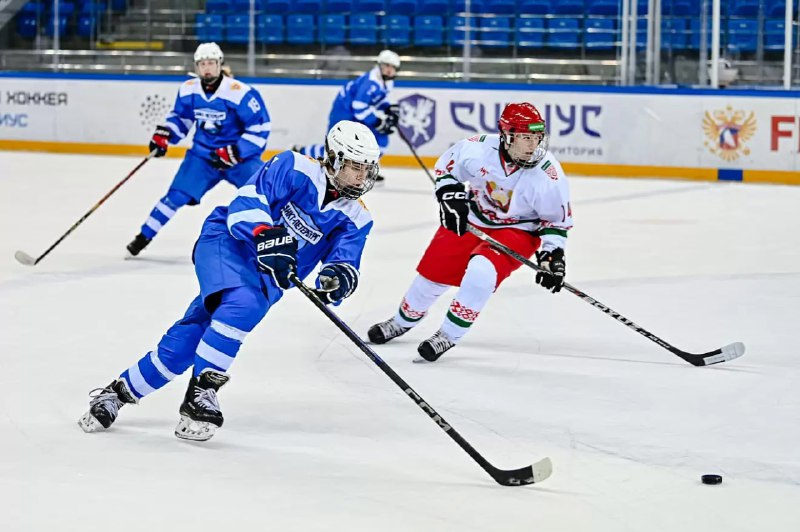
[433,134,573,252]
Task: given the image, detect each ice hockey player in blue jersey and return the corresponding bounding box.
[126,42,271,257]
[79,121,380,441]
[294,50,400,181]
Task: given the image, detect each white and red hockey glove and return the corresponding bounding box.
[149,125,170,157]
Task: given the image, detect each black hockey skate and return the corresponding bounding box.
[126,232,151,257]
[78,379,138,433]
[175,369,230,442]
[417,330,456,362]
[368,317,411,344]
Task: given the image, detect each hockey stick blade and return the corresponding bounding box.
[491,457,553,486]
[682,341,746,367]
[14,250,37,266]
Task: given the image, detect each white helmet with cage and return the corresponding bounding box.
[324,121,381,200]
[377,49,401,69]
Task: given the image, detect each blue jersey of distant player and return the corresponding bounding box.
[194,151,373,306]
[163,75,271,163]
[329,66,393,150]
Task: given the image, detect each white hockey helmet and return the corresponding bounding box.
[324,121,381,200]
[194,42,224,64]
[377,49,401,69]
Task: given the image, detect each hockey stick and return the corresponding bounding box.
[289,273,552,486]
[465,226,744,367]
[397,130,745,367]
[15,150,157,266]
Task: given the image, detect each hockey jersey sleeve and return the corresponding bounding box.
[534,160,573,252]
[233,88,271,160]
[163,84,195,143]
[225,152,294,241]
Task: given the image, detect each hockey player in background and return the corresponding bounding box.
[80,121,380,441]
[126,42,271,257]
[368,103,573,362]
[294,50,401,181]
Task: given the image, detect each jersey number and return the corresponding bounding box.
[247,97,261,113]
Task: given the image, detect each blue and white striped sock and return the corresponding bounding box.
[194,319,248,375]
[120,350,182,400]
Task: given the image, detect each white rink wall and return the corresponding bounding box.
[1,72,799,184]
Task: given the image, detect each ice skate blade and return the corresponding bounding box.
[412,356,433,364]
[175,415,218,442]
[78,411,105,433]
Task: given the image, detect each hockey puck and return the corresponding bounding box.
[701,474,722,485]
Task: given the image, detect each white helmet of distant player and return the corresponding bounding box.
[376,49,400,81]
[194,42,223,84]
[324,121,381,200]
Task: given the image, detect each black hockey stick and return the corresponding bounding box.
[15,150,157,266]
[465,226,745,367]
[289,273,552,486]
[397,129,745,367]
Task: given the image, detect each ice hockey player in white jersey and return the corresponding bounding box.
[79,121,379,441]
[368,102,573,361]
[126,42,271,257]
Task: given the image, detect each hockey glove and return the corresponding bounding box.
[312,263,359,305]
[375,114,398,135]
[535,248,566,293]
[255,226,298,290]
[149,125,171,158]
[211,145,240,169]
[436,183,469,236]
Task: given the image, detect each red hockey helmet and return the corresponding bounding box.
[498,103,549,168]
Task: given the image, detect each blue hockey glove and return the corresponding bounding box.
[211,145,240,169]
[255,226,297,289]
[535,248,566,293]
[312,263,359,305]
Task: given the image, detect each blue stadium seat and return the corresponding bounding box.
[766,0,796,18]
[487,0,516,15]
[448,15,467,46]
[414,15,444,46]
[587,0,619,16]
[453,0,488,14]
[636,0,648,15]
[387,0,417,15]
[553,0,584,15]
[546,17,581,49]
[230,0,252,11]
[45,15,69,37]
[517,17,545,48]
[111,0,127,11]
[327,0,354,12]
[206,0,231,14]
[294,0,322,13]
[77,14,97,38]
[585,18,616,51]
[225,14,250,43]
[519,0,550,15]
[384,14,411,46]
[349,14,378,44]
[662,17,688,50]
[662,0,691,16]
[262,0,291,14]
[688,17,711,50]
[727,19,758,53]
[417,0,449,16]
[477,17,511,48]
[16,14,38,38]
[319,14,346,44]
[764,19,786,51]
[355,0,385,12]
[196,13,224,41]
[257,14,284,44]
[81,2,107,14]
[20,2,42,14]
[286,14,315,43]
[731,0,758,17]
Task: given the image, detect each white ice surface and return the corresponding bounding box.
[1,152,799,531]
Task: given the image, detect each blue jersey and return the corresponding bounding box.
[329,66,393,130]
[195,151,373,299]
[164,76,271,162]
